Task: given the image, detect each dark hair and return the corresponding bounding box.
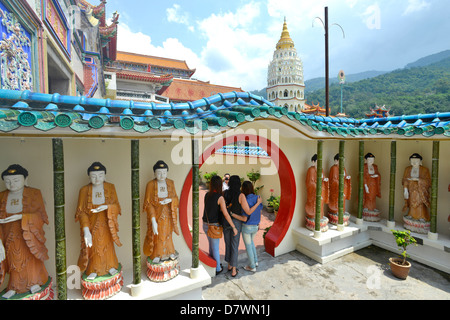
[364,152,375,159]
[225,175,241,202]
[241,181,254,196]
[2,164,28,179]
[409,153,422,160]
[209,175,223,195]
[311,154,318,162]
[153,160,169,172]
[334,153,340,161]
[87,162,106,175]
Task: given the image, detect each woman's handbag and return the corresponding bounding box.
[207,224,223,239]
[205,207,223,239]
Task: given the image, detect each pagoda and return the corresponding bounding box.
[366,105,391,118]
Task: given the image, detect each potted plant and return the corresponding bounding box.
[389,229,417,279]
[266,189,275,213]
[268,196,280,215]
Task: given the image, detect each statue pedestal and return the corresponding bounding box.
[0,277,54,300]
[328,211,350,226]
[305,216,329,232]
[81,265,124,300]
[363,208,381,222]
[147,257,180,282]
[403,216,430,234]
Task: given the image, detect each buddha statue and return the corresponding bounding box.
[362,153,382,221]
[402,153,431,234]
[0,164,53,300]
[304,154,329,232]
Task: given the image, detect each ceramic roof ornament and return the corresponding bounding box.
[75,162,123,299]
[0,164,54,300]
[143,160,180,282]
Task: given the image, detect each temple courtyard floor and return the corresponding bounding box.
[202,245,450,300]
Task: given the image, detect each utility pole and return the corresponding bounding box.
[325,7,329,116]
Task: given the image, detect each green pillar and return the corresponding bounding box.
[191,139,200,269]
[338,140,345,226]
[357,141,364,220]
[314,140,323,233]
[52,138,67,300]
[131,140,141,284]
[389,141,396,222]
[430,141,439,233]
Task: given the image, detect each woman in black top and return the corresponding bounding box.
[203,175,237,275]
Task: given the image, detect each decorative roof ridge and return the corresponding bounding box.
[116,51,195,71]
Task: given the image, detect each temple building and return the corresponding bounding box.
[0,0,118,98]
[104,51,244,104]
[267,18,306,112]
[366,104,392,118]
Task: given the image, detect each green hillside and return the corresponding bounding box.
[305,57,450,119]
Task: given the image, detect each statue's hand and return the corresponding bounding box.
[91,205,108,213]
[364,184,369,194]
[151,217,158,235]
[0,214,23,224]
[83,227,93,248]
[0,240,5,263]
[159,198,172,205]
[404,187,409,200]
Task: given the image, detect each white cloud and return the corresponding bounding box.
[403,0,430,16]
[166,4,194,31]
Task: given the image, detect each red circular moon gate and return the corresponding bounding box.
[179,134,296,268]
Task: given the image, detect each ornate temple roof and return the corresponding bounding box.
[158,78,244,102]
[0,89,449,139]
[116,52,196,76]
[115,71,173,85]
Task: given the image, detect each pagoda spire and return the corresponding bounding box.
[276,17,294,50]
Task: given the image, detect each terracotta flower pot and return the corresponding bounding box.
[389,257,411,280]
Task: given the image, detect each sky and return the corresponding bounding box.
[104,0,450,92]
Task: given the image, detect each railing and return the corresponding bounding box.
[116,90,169,103]
[215,145,269,157]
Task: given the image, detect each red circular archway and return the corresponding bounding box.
[179,134,296,268]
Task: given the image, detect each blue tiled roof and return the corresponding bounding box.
[0,89,449,138]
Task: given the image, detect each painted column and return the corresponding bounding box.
[357,141,364,221]
[430,141,439,235]
[314,140,323,237]
[131,140,141,285]
[338,140,345,229]
[191,139,200,274]
[388,141,396,227]
[52,138,67,300]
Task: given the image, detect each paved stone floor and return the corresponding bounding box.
[202,245,450,300]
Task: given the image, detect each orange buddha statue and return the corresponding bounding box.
[305,154,329,232]
[75,162,123,299]
[328,153,351,226]
[362,153,381,221]
[143,160,180,282]
[0,164,53,300]
[402,153,431,234]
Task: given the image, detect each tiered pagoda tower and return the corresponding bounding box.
[267,18,305,112]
